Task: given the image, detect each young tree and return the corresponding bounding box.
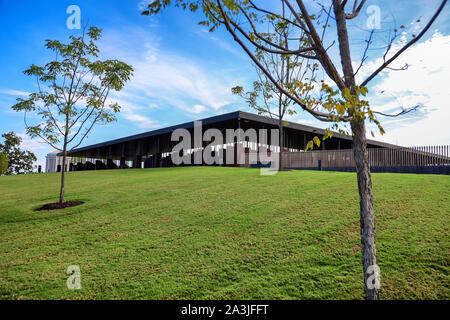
[0,132,37,175]
[0,153,9,176]
[12,26,133,207]
[232,11,313,168]
[142,0,447,299]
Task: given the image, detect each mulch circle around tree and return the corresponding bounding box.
[35,201,84,211]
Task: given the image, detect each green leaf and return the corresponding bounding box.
[305,140,314,151]
[313,136,321,148]
[342,87,350,100]
[336,104,346,114]
[360,86,368,96]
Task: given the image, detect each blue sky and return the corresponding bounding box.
[0,0,449,168]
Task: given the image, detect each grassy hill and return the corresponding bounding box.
[0,167,448,299]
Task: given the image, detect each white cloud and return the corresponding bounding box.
[192,104,207,114]
[277,31,450,146]
[122,112,162,129]
[98,27,243,124]
[195,28,242,56]
[137,0,149,10]
[13,132,48,169]
[358,31,450,146]
[1,89,30,97]
[125,43,236,113]
[106,95,165,129]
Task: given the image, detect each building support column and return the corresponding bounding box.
[134,155,142,168]
[120,143,126,168]
[134,140,142,168]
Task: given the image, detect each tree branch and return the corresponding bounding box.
[248,0,309,33]
[225,10,317,57]
[217,0,352,122]
[361,0,447,87]
[354,29,374,76]
[344,0,366,19]
[290,0,347,89]
[372,104,420,117]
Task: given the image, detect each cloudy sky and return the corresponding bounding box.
[0,0,449,168]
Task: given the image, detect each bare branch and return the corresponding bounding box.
[225,11,318,57]
[35,76,65,137]
[238,2,309,54]
[67,86,110,145]
[354,29,374,76]
[372,104,420,117]
[217,0,352,122]
[69,99,108,151]
[289,0,346,89]
[344,0,366,19]
[321,5,333,41]
[23,111,62,151]
[361,0,447,87]
[385,63,409,71]
[248,0,309,33]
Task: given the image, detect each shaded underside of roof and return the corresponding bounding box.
[63,110,398,155]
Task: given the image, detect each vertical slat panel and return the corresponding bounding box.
[431,146,434,166]
[421,146,424,166]
[433,145,436,166]
[277,145,448,171]
[389,147,392,167]
[414,147,420,165]
[408,147,411,166]
[438,145,440,165]
[422,146,424,166]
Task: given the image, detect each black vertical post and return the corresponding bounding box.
[134,155,142,168]
[120,143,126,168]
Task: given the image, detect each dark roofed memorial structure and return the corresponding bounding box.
[61,110,449,174]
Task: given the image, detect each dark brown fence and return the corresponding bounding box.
[247,145,450,174]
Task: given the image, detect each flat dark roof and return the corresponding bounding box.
[64,110,398,155]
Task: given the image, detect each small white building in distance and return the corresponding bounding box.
[45,151,72,173]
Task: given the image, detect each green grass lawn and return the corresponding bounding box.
[0,167,448,299]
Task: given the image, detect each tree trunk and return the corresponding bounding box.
[59,147,66,207]
[332,0,380,299]
[59,128,69,207]
[279,119,283,170]
[351,119,381,300]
